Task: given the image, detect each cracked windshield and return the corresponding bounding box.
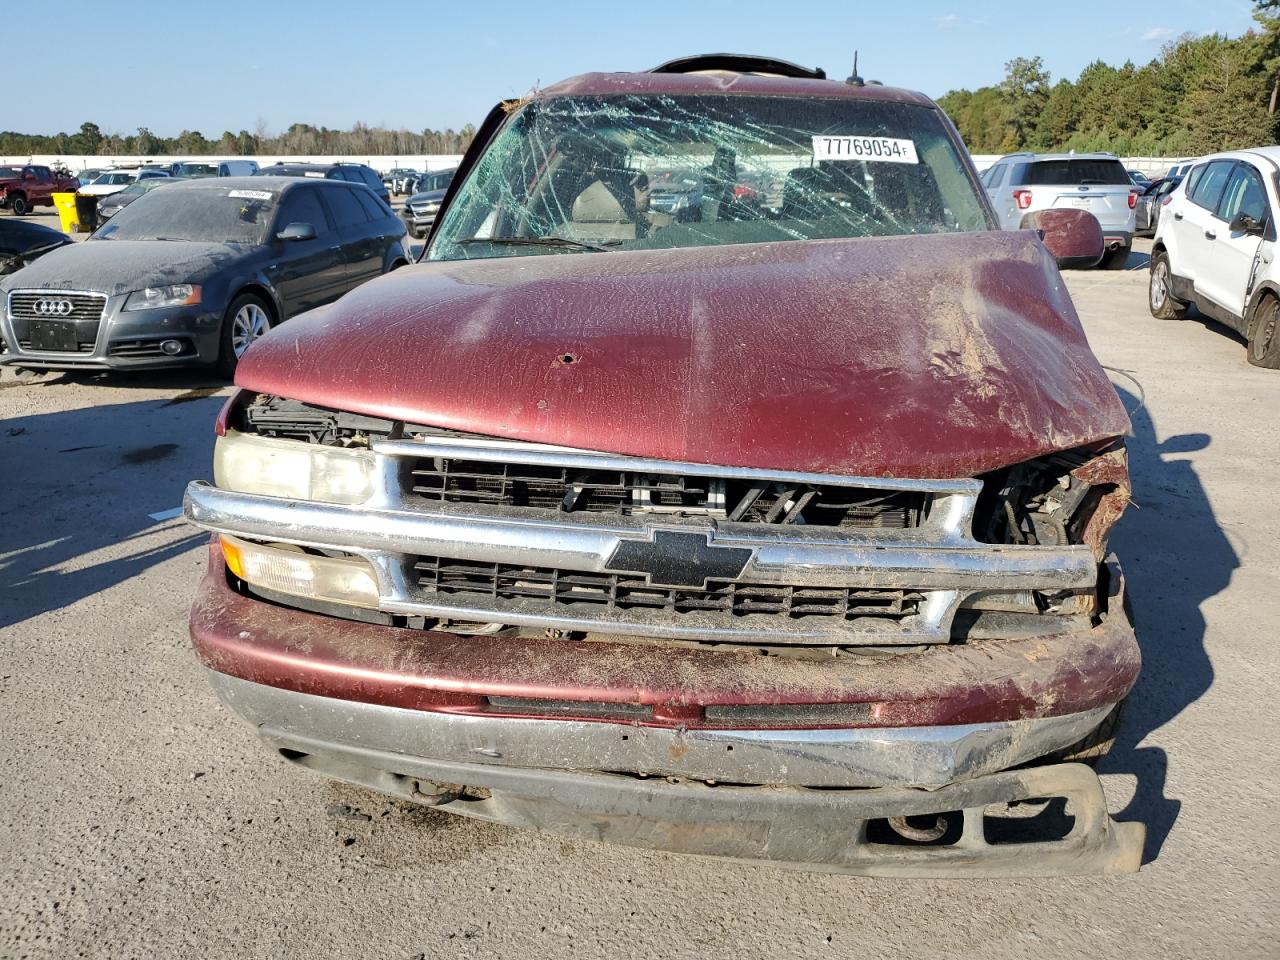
[428,94,990,260]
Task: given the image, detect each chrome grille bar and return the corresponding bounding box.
[7,289,107,324]
[374,437,978,495]
[185,432,1098,645]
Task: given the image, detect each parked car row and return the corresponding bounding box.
[400,166,456,238]
[170,160,260,178]
[96,176,178,221]
[255,162,391,206]
[382,167,420,195]
[77,166,173,197]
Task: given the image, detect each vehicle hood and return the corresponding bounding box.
[237,231,1130,479]
[406,188,447,204]
[0,221,71,258]
[2,239,253,295]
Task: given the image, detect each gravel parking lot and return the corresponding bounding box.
[1,239,1278,959]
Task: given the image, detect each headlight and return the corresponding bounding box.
[214,429,375,504]
[221,535,380,608]
[123,283,201,311]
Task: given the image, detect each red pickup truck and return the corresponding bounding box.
[183,55,1143,877]
[0,164,79,216]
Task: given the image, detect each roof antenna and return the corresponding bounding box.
[846,52,864,87]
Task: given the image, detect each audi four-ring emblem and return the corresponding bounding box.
[34,299,74,316]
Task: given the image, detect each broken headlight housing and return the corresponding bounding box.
[963,443,1130,628]
[974,443,1130,555]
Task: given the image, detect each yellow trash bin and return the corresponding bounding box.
[52,192,79,233]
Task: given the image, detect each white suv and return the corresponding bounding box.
[78,167,172,198]
[1149,148,1279,368]
[980,152,1137,268]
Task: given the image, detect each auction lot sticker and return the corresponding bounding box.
[813,136,919,164]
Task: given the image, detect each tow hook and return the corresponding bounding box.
[888,815,949,843]
[410,780,464,806]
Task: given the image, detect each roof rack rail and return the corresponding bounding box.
[649,54,826,80]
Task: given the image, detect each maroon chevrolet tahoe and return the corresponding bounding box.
[183,55,1143,876]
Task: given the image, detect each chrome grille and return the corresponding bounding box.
[187,418,1100,647]
[7,289,106,354]
[414,555,923,621]
[409,457,922,527]
[8,291,107,324]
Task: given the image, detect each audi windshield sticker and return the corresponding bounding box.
[227,189,273,201]
[812,136,919,164]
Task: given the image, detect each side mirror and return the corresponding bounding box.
[1229,211,1265,236]
[276,221,317,242]
[22,172,35,181]
[1020,208,1104,269]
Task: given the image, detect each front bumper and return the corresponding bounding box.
[0,293,221,370]
[401,209,439,233]
[192,548,1143,874]
[211,668,1143,877]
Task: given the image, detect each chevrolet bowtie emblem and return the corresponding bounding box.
[605,529,752,590]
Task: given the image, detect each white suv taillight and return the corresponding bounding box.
[1013,189,1032,210]
[1128,191,1138,209]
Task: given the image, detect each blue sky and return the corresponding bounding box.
[14,0,1261,138]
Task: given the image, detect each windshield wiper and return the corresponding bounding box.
[149,237,190,242]
[459,235,620,253]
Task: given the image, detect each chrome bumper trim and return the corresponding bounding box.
[209,670,1113,789]
[184,478,1095,644]
[184,481,1095,592]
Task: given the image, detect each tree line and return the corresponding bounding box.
[939,9,1280,156]
[9,10,1280,162]
[0,121,477,158]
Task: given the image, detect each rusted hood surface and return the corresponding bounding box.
[237,231,1129,478]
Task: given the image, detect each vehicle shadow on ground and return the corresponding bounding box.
[1182,307,1249,349]
[1124,249,1152,271]
[0,394,224,629]
[1100,387,1233,863]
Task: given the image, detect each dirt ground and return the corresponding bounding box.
[1,236,1277,959]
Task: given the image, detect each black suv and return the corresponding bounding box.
[255,163,391,206]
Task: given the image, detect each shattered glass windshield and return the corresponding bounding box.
[428,94,989,261]
[93,187,276,244]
